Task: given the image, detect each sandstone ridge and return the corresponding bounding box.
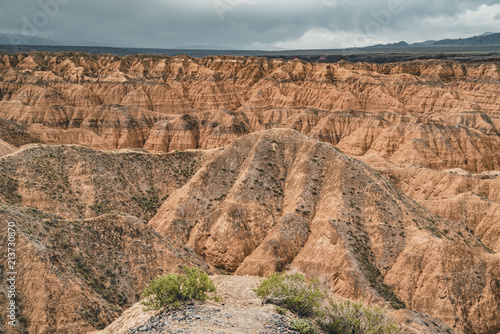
[150,128,500,334]
[0,53,499,334]
[0,54,499,171]
[0,205,213,333]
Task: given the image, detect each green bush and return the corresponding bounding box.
[254,272,325,317]
[141,267,218,310]
[275,306,288,315]
[317,299,401,334]
[290,318,319,334]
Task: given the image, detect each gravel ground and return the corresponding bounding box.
[125,276,300,334]
[127,301,296,334]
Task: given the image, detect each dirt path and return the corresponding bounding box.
[91,275,298,334]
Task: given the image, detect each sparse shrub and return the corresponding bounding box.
[141,267,218,310]
[290,318,319,334]
[60,240,71,249]
[317,299,401,334]
[254,272,325,317]
[275,306,288,315]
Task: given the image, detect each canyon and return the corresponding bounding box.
[0,53,499,333]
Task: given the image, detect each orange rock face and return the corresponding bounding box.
[149,129,499,334]
[0,208,213,333]
[0,54,498,172]
[1,53,499,334]
[377,166,500,253]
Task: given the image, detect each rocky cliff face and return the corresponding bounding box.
[0,129,498,334]
[0,54,499,171]
[0,143,216,333]
[0,206,213,333]
[1,54,498,114]
[0,144,207,220]
[376,166,500,253]
[149,129,500,334]
[0,53,499,334]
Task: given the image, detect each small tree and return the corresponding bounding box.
[141,267,218,310]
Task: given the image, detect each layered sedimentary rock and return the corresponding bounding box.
[0,53,498,115]
[0,144,206,220]
[1,53,499,334]
[0,54,499,172]
[0,206,213,333]
[149,129,500,334]
[376,165,500,252]
[2,107,499,172]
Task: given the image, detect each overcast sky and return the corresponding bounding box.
[1,0,499,50]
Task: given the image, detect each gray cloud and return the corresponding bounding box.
[0,0,499,49]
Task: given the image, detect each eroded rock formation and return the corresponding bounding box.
[0,54,499,172]
[0,206,213,333]
[1,53,499,334]
[149,129,500,334]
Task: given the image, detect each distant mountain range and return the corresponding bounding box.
[0,32,498,54]
[430,32,500,46]
[0,33,56,46]
[367,32,500,48]
[0,33,97,48]
[174,44,235,50]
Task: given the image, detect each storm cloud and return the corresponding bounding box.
[0,0,499,49]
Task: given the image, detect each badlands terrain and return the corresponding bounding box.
[0,52,499,333]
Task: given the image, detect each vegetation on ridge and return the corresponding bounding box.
[141,267,220,310]
[255,272,401,334]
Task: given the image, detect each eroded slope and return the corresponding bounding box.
[0,205,213,333]
[0,144,208,220]
[0,54,499,172]
[149,129,500,334]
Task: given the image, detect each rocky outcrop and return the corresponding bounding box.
[0,53,499,334]
[0,103,162,150]
[3,107,500,171]
[0,206,213,333]
[149,129,500,334]
[0,54,499,171]
[0,144,206,220]
[377,166,500,252]
[0,54,498,115]
[276,109,500,172]
[92,275,457,334]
